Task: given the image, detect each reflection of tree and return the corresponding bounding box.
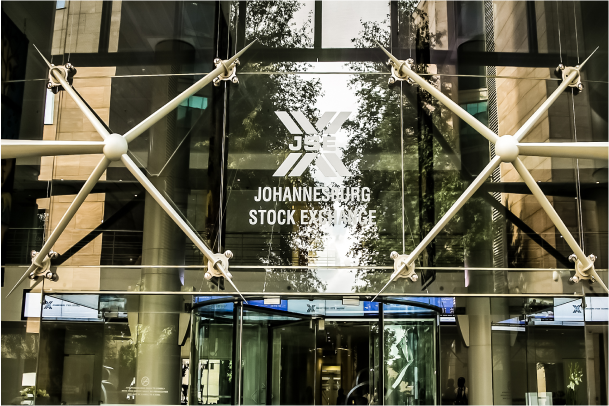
[226,1,329,291]
[343,1,493,291]
[1,332,38,360]
[242,1,313,49]
[342,2,436,290]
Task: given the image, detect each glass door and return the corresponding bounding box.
[239,304,315,405]
[320,319,380,405]
[190,301,236,405]
[192,298,441,405]
[383,302,438,405]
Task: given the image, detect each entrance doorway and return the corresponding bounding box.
[190,299,439,405]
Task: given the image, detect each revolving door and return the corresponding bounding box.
[189,299,439,405]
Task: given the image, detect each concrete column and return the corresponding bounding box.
[467,297,493,405]
[134,38,191,405]
[461,194,501,405]
[491,299,513,405]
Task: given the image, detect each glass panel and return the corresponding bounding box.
[383,303,437,405]
[490,296,590,405]
[191,301,235,405]
[439,322,468,406]
[3,2,56,266]
[3,2,608,406]
[244,1,315,48]
[225,72,402,276]
[320,318,380,405]
[583,297,608,406]
[321,2,390,49]
[240,300,384,405]
[491,2,529,53]
[49,265,600,296]
[95,1,215,71]
[32,293,190,404]
[239,305,309,405]
[1,276,41,404]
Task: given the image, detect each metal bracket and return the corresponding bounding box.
[555,64,583,94]
[569,253,597,283]
[205,250,233,280]
[387,58,416,86]
[389,251,418,282]
[47,63,77,94]
[29,250,59,282]
[212,58,240,86]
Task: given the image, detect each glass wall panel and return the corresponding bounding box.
[30,293,190,404]
[191,301,235,405]
[490,296,590,405]
[2,2,56,268]
[383,303,437,405]
[225,72,403,294]
[1,273,41,405]
[1,1,608,405]
[583,296,608,406]
[320,2,390,49]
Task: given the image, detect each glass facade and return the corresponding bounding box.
[1,1,607,405]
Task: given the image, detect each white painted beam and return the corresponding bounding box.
[1,140,105,159]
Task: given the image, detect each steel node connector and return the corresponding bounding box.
[213,57,239,86]
[390,251,417,282]
[47,63,77,94]
[206,251,234,280]
[569,253,598,284]
[103,134,128,161]
[388,57,416,85]
[495,135,520,162]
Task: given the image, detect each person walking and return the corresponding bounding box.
[443,378,456,405]
[454,377,468,405]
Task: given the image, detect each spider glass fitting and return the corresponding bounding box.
[3,41,258,302]
[373,43,608,300]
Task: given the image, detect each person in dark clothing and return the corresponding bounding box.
[336,388,346,405]
[454,377,468,405]
[443,378,456,405]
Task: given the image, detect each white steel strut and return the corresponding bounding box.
[373,43,608,300]
[4,41,257,301]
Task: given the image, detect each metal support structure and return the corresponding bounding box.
[121,155,246,302]
[4,39,607,297]
[389,251,418,282]
[374,43,609,297]
[123,40,255,143]
[513,158,608,293]
[212,57,240,86]
[1,140,105,159]
[376,41,500,144]
[6,157,110,296]
[5,41,257,298]
[387,57,415,85]
[373,157,501,300]
[513,47,597,142]
[33,45,111,141]
[46,62,76,93]
[205,251,233,280]
[517,142,609,160]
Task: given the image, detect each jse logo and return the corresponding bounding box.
[274,111,351,178]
